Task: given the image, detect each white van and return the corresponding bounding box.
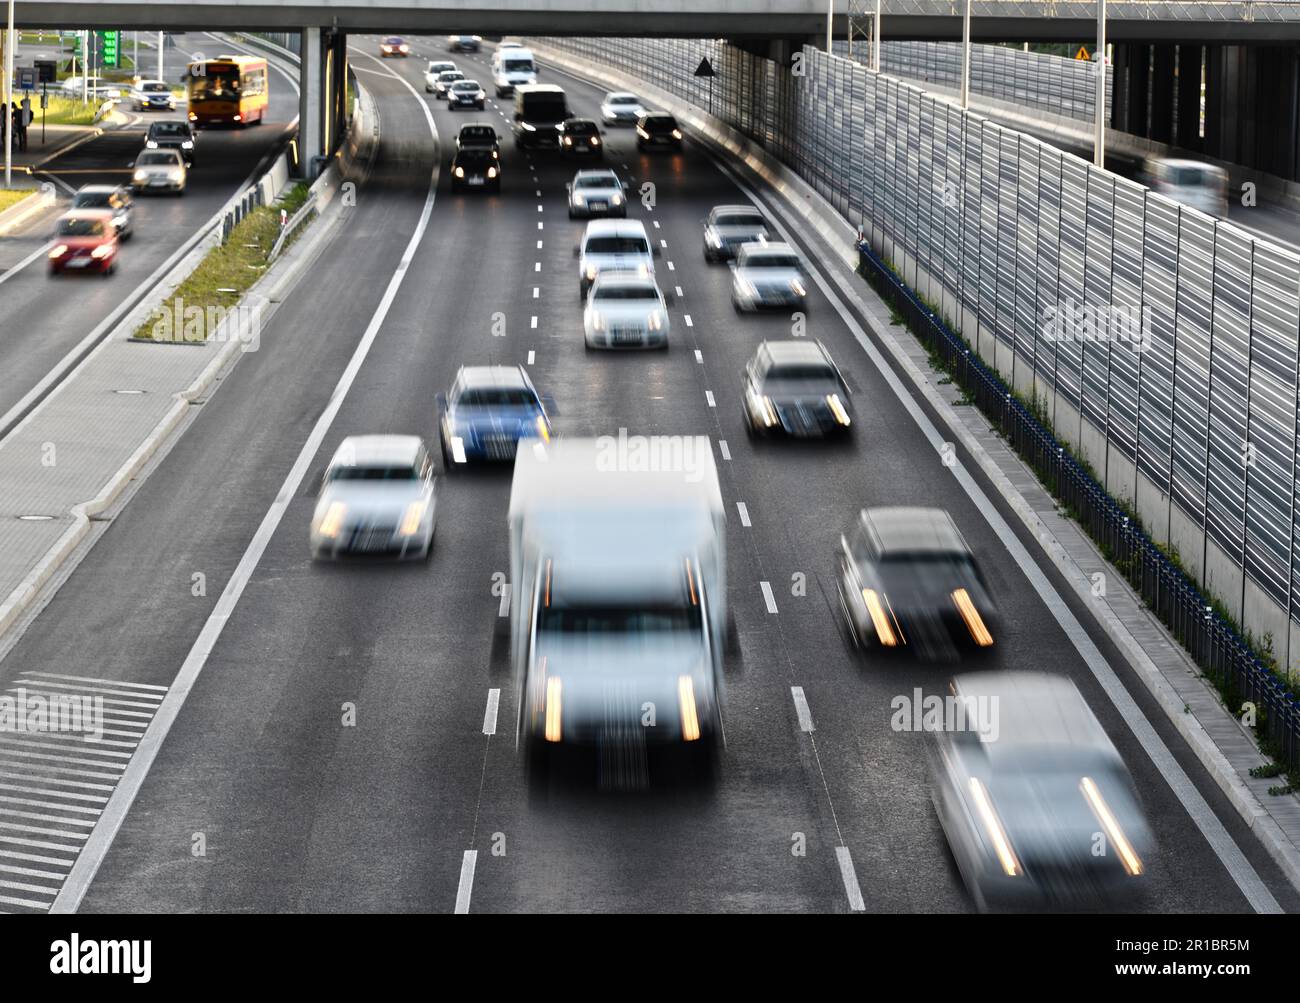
[493,47,537,97]
[1144,157,1229,219]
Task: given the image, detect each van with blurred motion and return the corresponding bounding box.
[1142,157,1229,219]
[509,437,726,779]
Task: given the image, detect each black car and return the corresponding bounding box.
[451,148,500,192]
[447,79,487,110]
[559,118,604,160]
[636,112,683,151]
[455,122,500,158]
[448,35,481,52]
[742,340,854,439]
[144,120,196,165]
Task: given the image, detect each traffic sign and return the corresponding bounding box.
[16,67,37,92]
[694,57,716,78]
[34,60,57,84]
[1075,45,1090,61]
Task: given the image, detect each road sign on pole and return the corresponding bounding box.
[101,30,119,68]
[1075,45,1091,61]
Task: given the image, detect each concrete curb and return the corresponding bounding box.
[530,41,1300,896]
[0,187,56,236]
[0,80,378,649]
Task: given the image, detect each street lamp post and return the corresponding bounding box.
[1094,0,1107,167]
[873,0,881,71]
[4,0,13,190]
[157,30,163,82]
[826,0,834,54]
[960,0,971,109]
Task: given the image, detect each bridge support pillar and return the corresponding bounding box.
[298,26,323,178]
[1151,44,1175,144]
[1123,43,1151,138]
[1111,44,1130,132]
[1175,44,1202,151]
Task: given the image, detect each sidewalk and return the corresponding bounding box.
[530,40,1300,896]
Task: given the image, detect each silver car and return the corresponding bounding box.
[577,218,657,299]
[310,435,437,560]
[425,61,457,93]
[600,91,644,125]
[583,271,671,349]
[731,242,807,311]
[131,149,186,194]
[1144,157,1229,219]
[703,204,770,262]
[129,79,175,111]
[930,671,1154,911]
[433,70,465,97]
[567,168,627,219]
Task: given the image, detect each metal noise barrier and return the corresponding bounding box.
[858,238,1300,772]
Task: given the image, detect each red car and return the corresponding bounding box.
[49,209,119,276]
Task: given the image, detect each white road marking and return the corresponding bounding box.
[718,440,731,461]
[666,261,675,271]
[736,502,751,527]
[48,56,444,915]
[18,672,165,692]
[527,350,535,364]
[0,242,54,288]
[684,314,693,327]
[761,581,779,615]
[713,157,1284,915]
[535,189,542,197]
[536,205,543,213]
[675,285,684,298]
[694,349,703,363]
[705,390,715,407]
[791,686,813,730]
[454,850,477,913]
[536,239,543,249]
[530,316,538,329]
[836,846,867,911]
[537,221,543,230]
[659,239,668,249]
[532,287,539,298]
[497,583,511,618]
[653,220,660,229]
[482,690,501,735]
[534,262,541,272]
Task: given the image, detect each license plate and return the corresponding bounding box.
[589,201,607,211]
[467,176,485,185]
[65,257,89,269]
[149,178,167,187]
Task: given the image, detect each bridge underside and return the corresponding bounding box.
[16,5,1300,44]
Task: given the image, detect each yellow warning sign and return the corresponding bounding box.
[1075,45,1091,61]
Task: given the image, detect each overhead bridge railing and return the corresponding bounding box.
[873,0,1300,22]
[533,35,1300,770]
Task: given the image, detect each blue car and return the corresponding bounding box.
[438,365,553,466]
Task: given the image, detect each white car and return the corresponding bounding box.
[310,435,437,560]
[584,271,671,349]
[425,61,457,93]
[433,70,465,98]
[566,168,627,219]
[730,242,808,312]
[131,149,186,194]
[576,218,658,299]
[600,91,644,125]
[128,79,175,111]
[1144,157,1229,219]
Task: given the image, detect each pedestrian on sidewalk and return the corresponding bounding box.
[18,98,31,153]
[9,104,20,154]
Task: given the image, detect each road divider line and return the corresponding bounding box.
[48,56,441,916]
[530,316,538,329]
[791,686,814,731]
[718,440,730,461]
[527,350,535,364]
[497,583,511,618]
[454,850,477,913]
[482,690,500,736]
[684,314,693,327]
[737,502,751,527]
[705,390,715,408]
[835,846,866,911]
[694,349,703,363]
[761,581,778,615]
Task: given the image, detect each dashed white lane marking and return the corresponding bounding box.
[836,846,867,911]
[737,502,751,527]
[536,204,543,213]
[527,350,535,364]
[532,287,539,299]
[761,581,779,614]
[530,316,538,329]
[790,686,813,730]
[675,285,684,298]
[532,175,538,182]
[667,261,675,271]
[49,52,445,916]
[454,850,477,914]
[653,220,660,229]
[659,239,668,249]
[684,314,693,327]
[537,221,543,230]
[718,440,731,461]
[536,239,543,249]
[694,349,703,364]
[534,262,541,272]
[705,390,715,407]
[497,583,511,618]
[482,690,501,736]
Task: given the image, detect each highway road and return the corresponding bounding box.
[0,32,299,428]
[1,36,1296,914]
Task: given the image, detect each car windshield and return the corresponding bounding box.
[594,284,657,301]
[138,152,179,165]
[538,604,702,634]
[429,63,454,73]
[717,212,765,228]
[189,68,240,100]
[439,72,463,81]
[456,388,538,407]
[764,363,835,382]
[575,175,617,189]
[459,128,495,144]
[565,121,597,135]
[385,38,404,45]
[328,464,418,482]
[151,123,188,136]
[586,236,648,255]
[503,58,533,72]
[610,96,638,105]
[142,82,168,92]
[646,116,677,131]
[456,151,494,167]
[57,218,105,237]
[745,254,801,269]
[72,191,112,208]
[1169,166,1219,188]
[452,81,479,91]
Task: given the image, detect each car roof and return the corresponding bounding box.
[438,69,464,76]
[332,434,423,467]
[455,365,532,390]
[74,184,124,196]
[451,78,480,85]
[950,671,1111,750]
[563,117,597,127]
[861,506,969,557]
[584,219,648,237]
[642,111,676,119]
[592,270,657,289]
[606,92,638,100]
[757,339,832,369]
[517,83,564,95]
[739,242,796,258]
[574,169,619,182]
[712,204,763,217]
[458,121,495,132]
[60,208,114,222]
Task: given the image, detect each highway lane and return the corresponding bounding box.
[0,32,299,426]
[2,35,1295,913]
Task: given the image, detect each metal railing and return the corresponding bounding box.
[268,193,318,263]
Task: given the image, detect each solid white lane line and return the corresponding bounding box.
[761,581,779,615]
[736,502,751,527]
[711,158,1283,915]
[705,390,715,407]
[0,242,55,289]
[454,849,477,914]
[482,690,500,736]
[497,583,511,618]
[49,56,443,916]
[836,846,867,911]
[791,686,813,730]
[718,440,731,461]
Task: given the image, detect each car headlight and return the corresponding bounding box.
[591,311,604,331]
[487,166,497,179]
[555,123,564,131]
[112,213,127,226]
[48,244,68,259]
[648,310,662,331]
[585,265,597,280]
[826,394,851,427]
[573,193,585,203]
[748,389,778,428]
[590,136,600,146]
[454,166,465,178]
[636,127,649,139]
[791,279,807,297]
[450,436,467,464]
[951,588,994,647]
[521,121,537,132]
[861,588,899,646]
[535,415,551,443]
[133,170,148,182]
[563,137,572,146]
[317,502,347,539]
[672,129,683,140]
[611,193,622,206]
[181,140,193,149]
[399,501,427,536]
[706,231,722,247]
[146,140,158,148]
[168,168,184,181]
[969,777,1022,877]
[91,244,113,260]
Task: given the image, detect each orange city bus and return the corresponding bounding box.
[186,55,269,127]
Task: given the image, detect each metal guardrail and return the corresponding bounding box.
[268,193,318,263]
[218,186,265,246]
[858,239,1300,772]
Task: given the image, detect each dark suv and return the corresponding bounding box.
[559,118,603,160]
[636,112,683,152]
[144,120,196,165]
